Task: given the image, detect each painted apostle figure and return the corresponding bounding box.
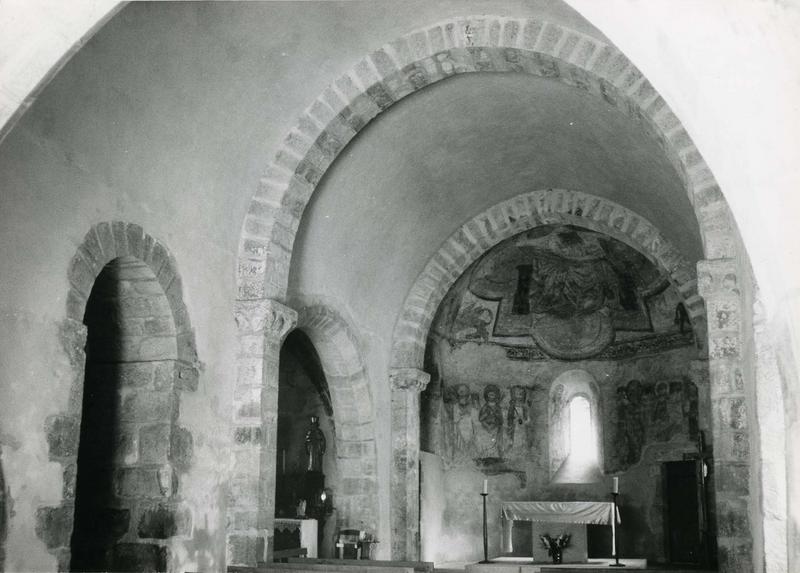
[506,385,531,458]
[477,384,504,457]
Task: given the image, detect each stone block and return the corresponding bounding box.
[228,477,259,506]
[170,426,193,471]
[709,335,740,359]
[176,331,198,363]
[137,503,181,539]
[153,361,175,391]
[62,463,77,500]
[117,362,155,388]
[143,316,175,336]
[45,415,80,458]
[110,542,168,572]
[716,463,750,496]
[35,505,73,549]
[717,540,753,573]
[227,534,265,566]
[114,425,140,465]
[139,424,170,464]
[175,362,198,391]
[95,222,117,261]
[68,252,97,298]
[103,507,133,540]
[231,510,258,531]
[716,498,749,536]
[115,468,168,499]
[233,426,262,445]
[138,335,178,361]
[120,391,173,423]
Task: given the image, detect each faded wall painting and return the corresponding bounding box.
[607,378,699,472]
[439,225,694,360]
[442,383,542,465]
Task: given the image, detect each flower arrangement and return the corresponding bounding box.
[540,533,571,564]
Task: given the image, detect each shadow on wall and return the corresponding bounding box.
[71,257,179,572]
[1,446,6,572]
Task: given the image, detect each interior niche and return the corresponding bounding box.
[71,256,182,572]
[420,225,712,566]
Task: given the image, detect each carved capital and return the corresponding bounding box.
[697,258,739,300]
[389,367,430,393]
[234,299,297,340]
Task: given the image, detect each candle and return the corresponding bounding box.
[612,476,619,494]
[483,479,488,494]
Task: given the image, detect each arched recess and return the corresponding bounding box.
[36,222,199,572]
[293,304,378,533]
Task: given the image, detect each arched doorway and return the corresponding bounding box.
[71,256,179,571]
[35,223,198,572]
[275,330,338,558]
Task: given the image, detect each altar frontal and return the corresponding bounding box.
[501,501,620,564]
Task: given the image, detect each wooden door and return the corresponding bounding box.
[662,460,703,564]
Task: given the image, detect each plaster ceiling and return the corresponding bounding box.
[289,72,702,339]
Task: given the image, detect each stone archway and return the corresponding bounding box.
[389,189,710,560]
[294,304,378,533]
[36,222,198,571]
[235,16,735,302]
[232,17,751,568]
[390,189,706,371]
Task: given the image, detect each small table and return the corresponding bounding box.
[501,501,620,562]
[274,518,318,558]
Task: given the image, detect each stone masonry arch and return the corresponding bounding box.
[388,189,707,558]
[390,189,706,371]
[37,222,199,571]
[235,16,735,302]
[294,304,378,532]
[233,16,752,568]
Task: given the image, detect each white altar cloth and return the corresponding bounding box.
[501,501,621,559]
[501,501,620,525]
[274,518,318,558]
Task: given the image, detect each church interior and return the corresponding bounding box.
[0,2,798,573]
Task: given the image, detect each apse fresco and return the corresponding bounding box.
[445,225,693,360]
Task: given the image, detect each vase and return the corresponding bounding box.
[551,547,563,564]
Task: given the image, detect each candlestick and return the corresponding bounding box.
[480,492,490,564]
[610,491,625,567]
[483,479,488,494]
[613,476,619,494]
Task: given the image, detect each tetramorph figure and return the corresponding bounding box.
[304,415,326,472]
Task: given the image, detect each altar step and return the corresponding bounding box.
[462,558,716,573]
